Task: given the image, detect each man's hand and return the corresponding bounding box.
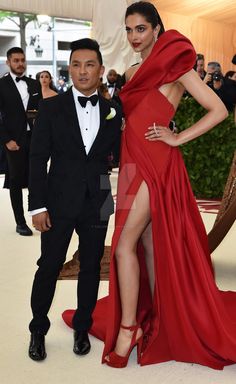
[32,211,52,232]
[6,140,20,151]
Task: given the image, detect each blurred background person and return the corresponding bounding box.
[222,71,236,122]
[57,75,68,94]
[105,69,121,105]
[204,61,223,90]
[36,70,58,99]
[193,53,206,80]
[97,77,111,100]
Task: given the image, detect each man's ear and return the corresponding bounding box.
[68,64,71,77]
[100,65,105,78]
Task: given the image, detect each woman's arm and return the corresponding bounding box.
[145,69,228,147]
[176,69,228,145]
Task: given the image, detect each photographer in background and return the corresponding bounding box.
[204,61,224,92]
[204,62,236,119]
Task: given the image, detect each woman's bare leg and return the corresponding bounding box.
[141,223,155,296]
[107,181,150,358]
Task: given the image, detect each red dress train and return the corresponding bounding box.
[62,30,236,369]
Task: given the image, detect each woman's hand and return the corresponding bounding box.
[145,123,179,147]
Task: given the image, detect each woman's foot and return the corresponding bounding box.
[105,324,143,366]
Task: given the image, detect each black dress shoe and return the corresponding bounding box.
[73,330,91,355]
[29,332,47,361]
[16,224,33,236]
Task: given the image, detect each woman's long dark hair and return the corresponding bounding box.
[36,70,56,91]
[125,1,165,36]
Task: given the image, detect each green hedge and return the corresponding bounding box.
[175,97,236,198]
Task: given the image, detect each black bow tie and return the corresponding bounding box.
[16,76,27,82]
[107,83,115,88]
[77,94,98,108]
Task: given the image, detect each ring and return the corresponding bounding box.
[153,127,159,137]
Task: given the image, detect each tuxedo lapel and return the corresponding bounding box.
[87,94,111,158]
[5,74,26,113]
[62,89,87,156]
[24,77,40,108]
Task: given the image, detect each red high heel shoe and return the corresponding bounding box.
[105,324,143,368]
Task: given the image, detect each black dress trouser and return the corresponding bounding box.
[5,132,31,225]
[29,196,108,335]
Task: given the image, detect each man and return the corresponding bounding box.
[105,68,121,105]
[57,75,68,94]
[105,69,122,169]
[28,38,122,361]
[193,53,206,80]
[0,47,42,236]
[204,61,223,89]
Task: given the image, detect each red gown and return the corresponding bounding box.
[62,30,236,369]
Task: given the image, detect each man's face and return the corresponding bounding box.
[6,53,26,76]
[69,49,104,96]
[196,59,204,74]
[107,70,117,84]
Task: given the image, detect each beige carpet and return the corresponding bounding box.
[1,172,236,384]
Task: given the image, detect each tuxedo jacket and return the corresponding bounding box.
[29,88,122,220]
[0,74,42,145]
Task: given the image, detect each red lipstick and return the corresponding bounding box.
[132,43,141,48]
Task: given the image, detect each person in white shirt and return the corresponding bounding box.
[28,38,122,361]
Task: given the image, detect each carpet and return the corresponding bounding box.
[58,246,111,281]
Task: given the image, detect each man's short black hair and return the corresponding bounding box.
[69,38,103,65]
[232,54,236,65]
[7,47,25,59]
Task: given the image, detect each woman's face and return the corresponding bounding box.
[39,72,51,86]
[125,13,158,54]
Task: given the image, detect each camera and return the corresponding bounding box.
[212,71,223,81]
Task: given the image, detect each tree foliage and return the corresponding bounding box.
[0,10,37,51]
[175,97,236,198]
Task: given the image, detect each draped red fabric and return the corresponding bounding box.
[62,30,236,369]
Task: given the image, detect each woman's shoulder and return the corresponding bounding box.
[125,63,141,82]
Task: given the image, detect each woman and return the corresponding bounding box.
[36,70,58,98]
[63,2,236,369]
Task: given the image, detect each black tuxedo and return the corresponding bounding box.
[0,73,42,225]
[0,74,42,144]
[29,88,122,334]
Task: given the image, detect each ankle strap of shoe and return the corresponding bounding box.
[120,324,137,331]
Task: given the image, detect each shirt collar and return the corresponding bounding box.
[72,86,98,99]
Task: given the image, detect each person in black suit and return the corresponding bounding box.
[0,47,42,236]
[28,38,122,361]
[105,69,122,105]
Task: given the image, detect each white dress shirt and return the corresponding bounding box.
[29,86,100,216]
[72,86,100,154]
[107,83,115,98]
[10,72,30,131]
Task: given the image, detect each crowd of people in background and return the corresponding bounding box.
[193,53,236,119]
